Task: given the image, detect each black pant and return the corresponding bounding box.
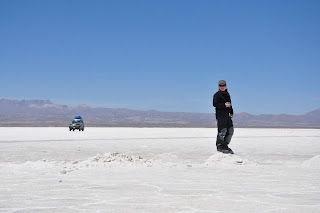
[216,115,234,148]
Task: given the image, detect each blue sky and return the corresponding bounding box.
[1,0,319,115]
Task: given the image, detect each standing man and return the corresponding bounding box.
[213,80,234,154]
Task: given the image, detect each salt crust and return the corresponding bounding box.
[204,153,259,167]
[1,152,262,174]
[302,155,320,168]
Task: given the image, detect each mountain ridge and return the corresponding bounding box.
[0,98,319,128]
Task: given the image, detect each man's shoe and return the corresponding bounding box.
[225,146,234,154]
[217,146,234,154]
[217,147,229,153]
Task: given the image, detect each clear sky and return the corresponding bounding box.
[1,0,319,115]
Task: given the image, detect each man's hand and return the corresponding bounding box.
[230,114,233,118]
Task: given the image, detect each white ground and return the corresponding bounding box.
[0,127,319,213]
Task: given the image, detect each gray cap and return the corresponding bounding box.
[218,80,226,85]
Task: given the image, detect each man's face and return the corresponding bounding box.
[219,83,227,91]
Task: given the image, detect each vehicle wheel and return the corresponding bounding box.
[79,129,81,131]
[82,128,84,131]
[73,129,75,131]
[69,128,71,131]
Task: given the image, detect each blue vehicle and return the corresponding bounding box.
[69,116,84,131]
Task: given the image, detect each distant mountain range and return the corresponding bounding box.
[0,98,319,128]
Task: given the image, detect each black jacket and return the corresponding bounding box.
[213,89,234,117]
